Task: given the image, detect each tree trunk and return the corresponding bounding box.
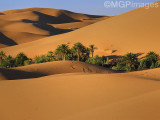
[63,55,66,61]
[77,50,80,61]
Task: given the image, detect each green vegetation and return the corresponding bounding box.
[55,44,69,61]
[112,50,117,54]
[112,52,159,71]
[138,52,159,70]
[14,53,29,66]
[112,53,139,71]
[120,53,139,71]
[86,55,104,66]
[71,42,86,61]
[89,45,97,58]
[0,43,159,72]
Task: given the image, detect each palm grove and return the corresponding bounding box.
[0,42,159,72]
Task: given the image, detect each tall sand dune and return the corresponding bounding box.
[0,8,107,48]
[2,1,159,57]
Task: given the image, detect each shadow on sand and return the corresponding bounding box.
[0,32,17,46]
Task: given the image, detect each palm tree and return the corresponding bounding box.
[72,42,85,61]
[89,45,97,58]
[47,51,55,61]
[146,51,159,63]
[0,51,6,63]
[15,52,28,66]
[55,44,69,61]
[121,53,138,71]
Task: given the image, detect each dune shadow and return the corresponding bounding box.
[33,23,73,36]
[0,13,5,15]
[32,11,81,24]
[22,19,73,36]
[0,32,17,46]
[106,55,122,61]
[22,10,77,36]
[0,68,47,80]
[88,14,106,18]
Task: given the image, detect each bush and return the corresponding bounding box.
[47,51,56,61]
[138,52,159,70]
[150,62,159,69]
[24,59,32,66]
[86,55,103,66]
[146,52,159,63]
[120,53,139,71]
[14,53,29,66]
[112,62,127,71]
[34,55,49,64]
[0,56,15,68]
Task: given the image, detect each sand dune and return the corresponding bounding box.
[0,61,112,80]
[2,1,159,57]
[1,72,160,120]
[0,8,107,48]
[0,2,159,120]
[0,68,44,80]
[127,68,160,81]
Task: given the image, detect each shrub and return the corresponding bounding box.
[138,59,147,70]
[0,55,15,68]
[138,52,159,70]
[24,59,32,66]
[47,51,56,61]
[112,50,117,54]
[15,53,29,66]
[86,55,103,66]
[112,62,127,71]
[150,62,159,69]
[146,52,159,63]
[34,55,49,64]
[120,53,139,71]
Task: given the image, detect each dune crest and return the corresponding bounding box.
[0,61,112,80]
[2,2,160,57]
[0,8,107,48]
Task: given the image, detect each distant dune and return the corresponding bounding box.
[0,8,107,48]
[2,1,160,57]
[0,61,112,80]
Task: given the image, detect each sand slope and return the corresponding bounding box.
[0,68,44,80]
[2,2,160,57]
[127,67,160,81]
[0,72,160,120]
[0,8,107,48]
[0,61,112,80]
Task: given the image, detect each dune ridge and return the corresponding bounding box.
[0,2,160,120]
[0,61,112,80]
[0,8,107,48]
[1,1,160,57]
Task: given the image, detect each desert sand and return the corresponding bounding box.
[0,1,160,120]
[0,2,159,57]
[1,69,160,120]
[0,61,112,80]
[0,8,107,48]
